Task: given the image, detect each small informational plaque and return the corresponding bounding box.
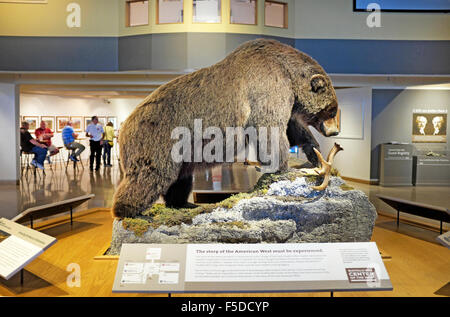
[112,242,392,293]
[0,218,57,280]
[437,230,450,249]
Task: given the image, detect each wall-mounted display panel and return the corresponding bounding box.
[412,110,447,143]
[230,0,257,25]
[157,0,183,24]
[337,103,364,139]
[126,0,150,27]
[193,0,221,23]
[264,1,287,28]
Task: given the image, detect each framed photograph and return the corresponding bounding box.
[97,116,107,127]
[412,111,447,143]
[107,116,117,129]
[84,117,93,131]
[40,116,55,131]
[70,116,83,132]
[23,116,39,131]
[56,116,70,132]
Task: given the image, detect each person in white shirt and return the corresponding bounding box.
[85,116,104,171]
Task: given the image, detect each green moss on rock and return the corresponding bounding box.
[142,203,215,228]
[122,218,151,237]
[253,170,304,191]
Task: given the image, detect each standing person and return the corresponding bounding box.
[86,116,104,171]
[103,121,115,167]
[20,121,48,170]
[35,120,59,163]
[62,120,85,162]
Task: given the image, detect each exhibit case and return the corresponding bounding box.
[413,150,450,186]
[379,143,415,187]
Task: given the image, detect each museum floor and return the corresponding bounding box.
[0,160,449,297]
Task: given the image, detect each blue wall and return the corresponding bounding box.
[0,36,118,71]
[1,34,449,74]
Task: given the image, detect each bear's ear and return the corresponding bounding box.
[310,74,327,93]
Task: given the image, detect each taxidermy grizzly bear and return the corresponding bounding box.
[112,39,339,218]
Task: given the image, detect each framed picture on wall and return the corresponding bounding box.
[412,111,447,143]
[107,116,117,129]
[40,116,55,131]
[56,116,70,132]
[23,116,39,131]
[84,117,92,131]
[97,116,107,127]
[70,116,83,132]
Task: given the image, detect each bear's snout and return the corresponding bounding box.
[321,116,339,137]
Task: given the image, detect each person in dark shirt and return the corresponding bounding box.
[20,121,48,170]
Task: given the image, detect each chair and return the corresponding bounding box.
[20,149,45,177]
[65,146,84,171]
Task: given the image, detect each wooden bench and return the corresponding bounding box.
[12,194,95,229]
[377,194,450,234]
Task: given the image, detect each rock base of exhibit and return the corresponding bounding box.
[109,170,377,255]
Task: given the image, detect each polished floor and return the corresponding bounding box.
[0,209,448,297]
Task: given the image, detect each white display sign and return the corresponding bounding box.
[185,243,389,286]
[112,242,392,293]
[0,235,43,280]
[0,217,57,280]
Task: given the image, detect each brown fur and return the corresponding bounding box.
[112,39,338,218]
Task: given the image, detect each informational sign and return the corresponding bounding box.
[112,242,392,293]
[384,147,412,161]
[437,230,450,249]
[0,218,57,280]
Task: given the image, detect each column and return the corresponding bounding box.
[0,83,20,183]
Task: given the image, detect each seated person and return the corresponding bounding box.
[62,120,85,162]
[35,120,59,163]
[20,121,48,170]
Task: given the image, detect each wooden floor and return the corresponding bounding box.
[0,208,448,297]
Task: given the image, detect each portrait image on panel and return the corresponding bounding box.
[412,113,447,143]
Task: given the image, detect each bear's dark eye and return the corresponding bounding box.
[310,74,327,93]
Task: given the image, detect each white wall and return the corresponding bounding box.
[310,87,373,182]
[0,83,20,182]
[294,0,450,40]
[20,94,143,160]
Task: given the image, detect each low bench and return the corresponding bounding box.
[12,194,95,229]
[377,194,450,234]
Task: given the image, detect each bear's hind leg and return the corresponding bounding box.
[163,174,197,208]
[112,169,174,218]
[163,163,197,208]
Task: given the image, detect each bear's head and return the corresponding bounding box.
[285,49,339,138]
